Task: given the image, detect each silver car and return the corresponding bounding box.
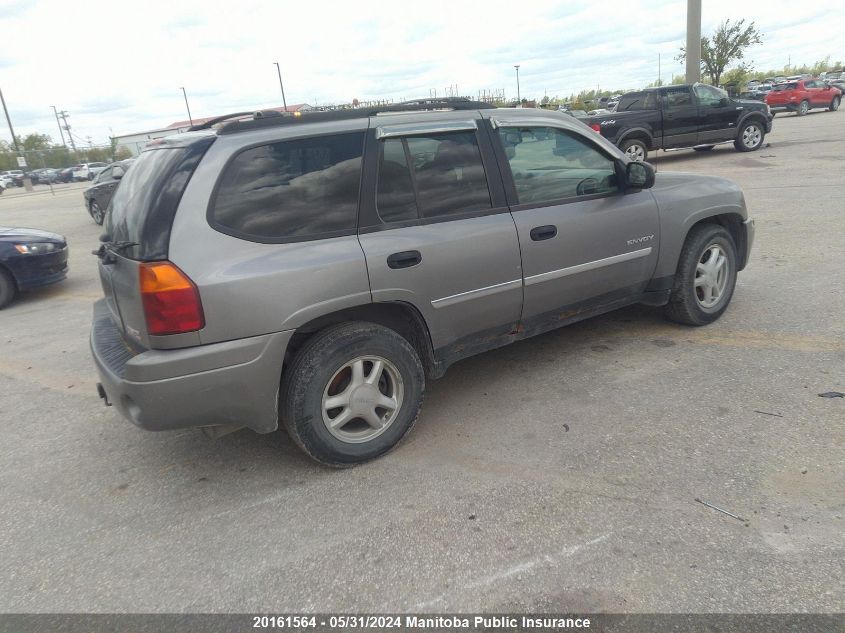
[91,101,754,466]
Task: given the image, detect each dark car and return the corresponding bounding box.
[82,159,134,225]
[55,167,75,183]
[0,227,69,308]
[585,83,773,161]
[13,171,40,186]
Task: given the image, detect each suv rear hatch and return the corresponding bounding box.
[97,133,215,350]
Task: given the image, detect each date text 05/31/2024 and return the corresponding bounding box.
[252,615,593,629]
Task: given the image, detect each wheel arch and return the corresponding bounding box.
[284,301,441,381]
[0,260,18,285]
[617,128,654,149]
[685,212,749,271]
[737,111,768,132]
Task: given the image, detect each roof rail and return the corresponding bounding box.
[187,111,257,131]
[216,99,496,135]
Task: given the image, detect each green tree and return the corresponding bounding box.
[678,18,763,86]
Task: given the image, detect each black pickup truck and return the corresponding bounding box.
[586,83,773,161]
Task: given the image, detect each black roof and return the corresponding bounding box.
[189,98,496,136]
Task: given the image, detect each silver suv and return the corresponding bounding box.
[91,99,754,466]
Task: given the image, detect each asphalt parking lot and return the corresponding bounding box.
[1,110,843,614]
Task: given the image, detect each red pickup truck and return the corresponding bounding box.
[765,79,841,115]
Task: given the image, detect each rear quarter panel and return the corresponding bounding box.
[167,120,373,346]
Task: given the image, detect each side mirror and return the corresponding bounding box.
[112,167,124,179]
[718,97,729,107]
[625,161,656,190]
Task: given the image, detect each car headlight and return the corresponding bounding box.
[14,242,60,254]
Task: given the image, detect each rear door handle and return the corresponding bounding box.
[530,225,557,241]
[387,250,422,269]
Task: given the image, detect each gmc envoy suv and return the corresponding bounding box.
[91,99,754,466]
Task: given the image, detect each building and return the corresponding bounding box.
[113,103,312,156]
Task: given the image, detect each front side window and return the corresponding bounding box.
[694,84,727,106]
[375,130,492,221]
[210,132,364,240]
[498,126,618,204]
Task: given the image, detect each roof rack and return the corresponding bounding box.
[187,111,256,131]
[216,99,496,135]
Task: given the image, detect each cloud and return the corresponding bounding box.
[1,0,843,144]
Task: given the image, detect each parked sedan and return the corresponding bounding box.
[766,80,842,115]
[55,167,75,183]
[0,227,68,308]
[82,159,134,225]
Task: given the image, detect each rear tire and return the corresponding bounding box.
[0,268,17,309]
[280,322,425,467]
[796,100,809,116]
[830,96,840,111]
[664,224,738,326]
[619,138,648,162]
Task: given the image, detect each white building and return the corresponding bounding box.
[113,104,312,156]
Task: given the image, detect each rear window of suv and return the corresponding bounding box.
[773,83,798,91]
[210,132,365,242]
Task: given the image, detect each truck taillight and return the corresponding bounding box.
[590,123,601,133]
[139,262,204,336]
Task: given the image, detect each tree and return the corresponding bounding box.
[678,18,763,86]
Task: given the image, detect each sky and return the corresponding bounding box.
[1,0,842,146]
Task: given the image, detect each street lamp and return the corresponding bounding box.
[180,87,193,126]
[273,62,288,111]
[514,65,521,103]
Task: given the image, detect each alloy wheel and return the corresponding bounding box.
[741,124,762,149]
[694,244,729,309]
[625,143,645,162]
[321,356,404,444]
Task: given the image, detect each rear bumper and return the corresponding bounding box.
[90,299,293,433]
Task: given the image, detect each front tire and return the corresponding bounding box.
[619,138,648,162]
[0,268,17,309]
[89,200,105,225]
[734,120,765,152]
[280,322,425,467]
[830,96,840,112]
[664,224,738,326]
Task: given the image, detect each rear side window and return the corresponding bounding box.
[664,87,693,107]
[375,131,492,222]
[210,132,364,241]
[616,92,657,111]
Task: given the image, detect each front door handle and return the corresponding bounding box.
[387,250,422,269]
[530,225,557,241]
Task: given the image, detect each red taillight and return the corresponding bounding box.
[139,262,204,336]
[589,123,602,133]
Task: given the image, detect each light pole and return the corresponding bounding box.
[0,86,33,191]
[685,0,702,83]
[180,87,193,126]
[51,106,67,147]
[273,62,288,111]
[514,65,521,103]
